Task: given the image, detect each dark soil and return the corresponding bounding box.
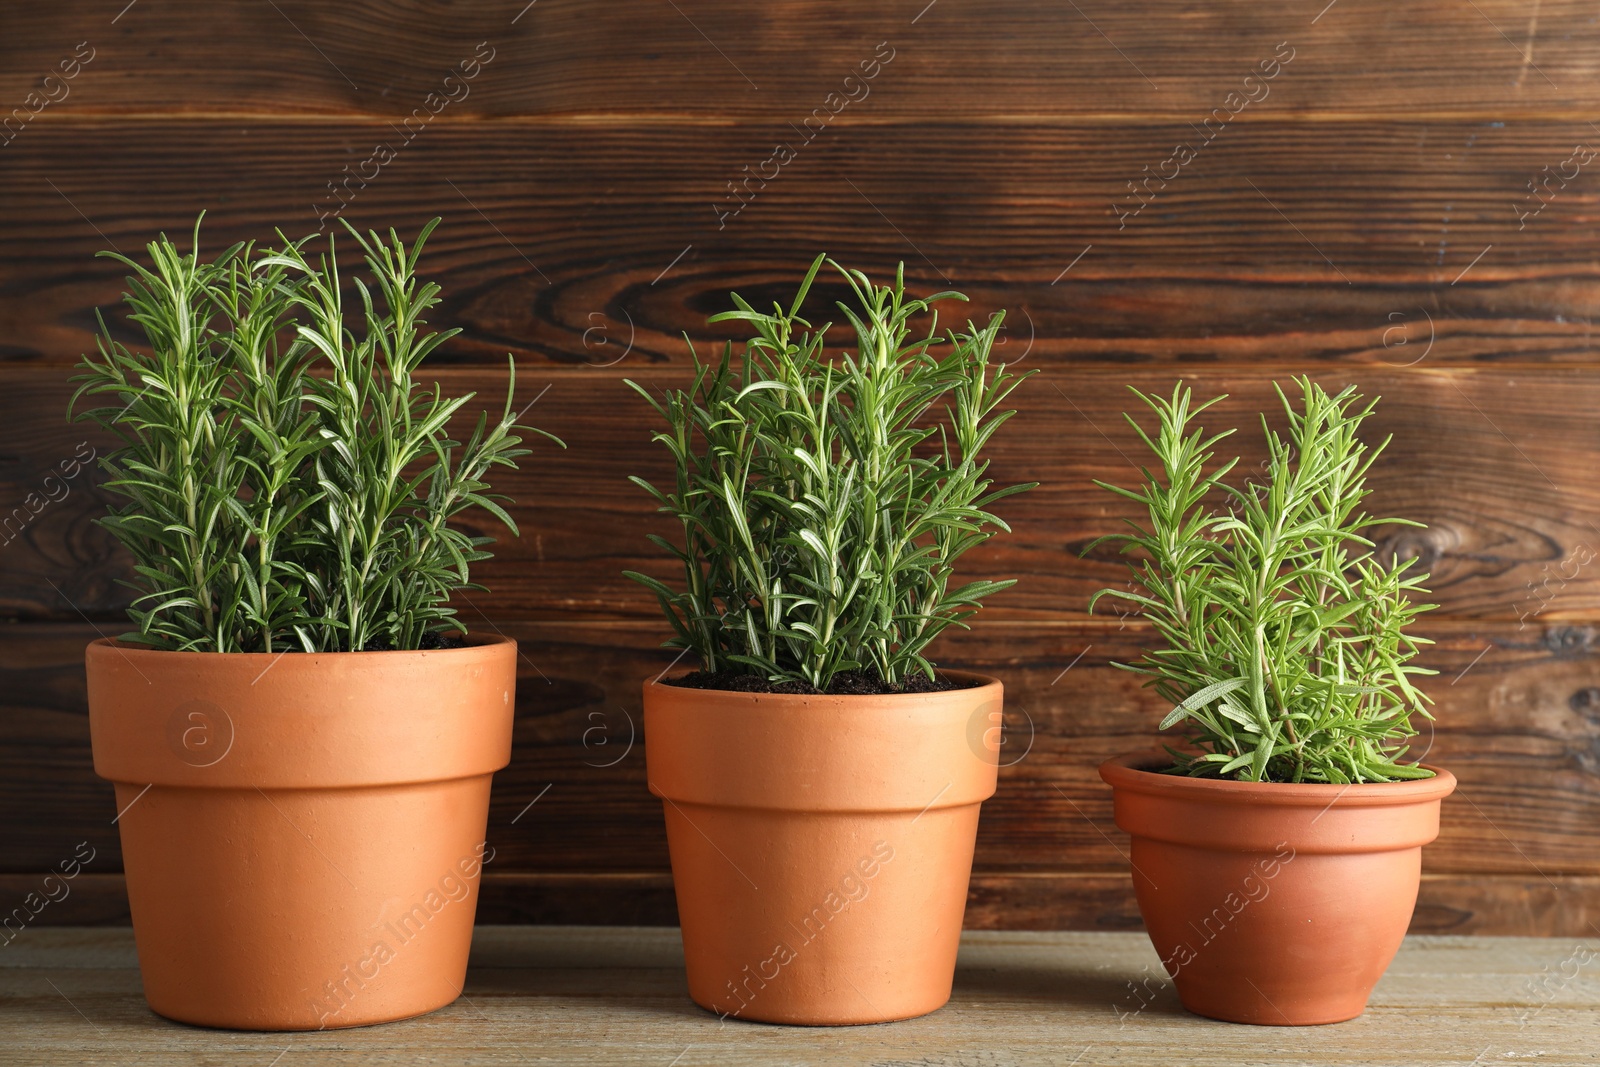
[360,631,465,652]
[665,668,978,696]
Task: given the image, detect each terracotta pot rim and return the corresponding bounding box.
[1100,750,1456,806]
[87,632,513,660]
[647,667,999,706]
[644,669,1001,811]
[87,634,518,790]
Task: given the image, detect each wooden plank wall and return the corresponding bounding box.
[2,1,1598,935]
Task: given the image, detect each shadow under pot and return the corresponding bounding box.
[1099,751,1457,1026]
[644,671,1002,1025]
[86,635,518,1030]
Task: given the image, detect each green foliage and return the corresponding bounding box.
[1088,378,1437,783]
[71,215,556,653]
[625,255,1034,691]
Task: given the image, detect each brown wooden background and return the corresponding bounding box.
[3,1,1599,936]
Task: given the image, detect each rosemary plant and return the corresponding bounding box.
[1089,379,1436,783]
[626,256,1034,692]
[71,216,553,653]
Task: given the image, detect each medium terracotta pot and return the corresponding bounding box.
[645,671,1002,1025]
[1100,751,1456,1026]
[86,635,517,1030]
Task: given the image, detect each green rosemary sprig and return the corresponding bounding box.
[1088,378,1437,783]
[626,255,1035,691]
[71,215,557,653]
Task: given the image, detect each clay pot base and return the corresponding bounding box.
[693,1000,947,1028]
[1101,753,1456,1027]
[88,637,517,1031]
[148,988,462,1032]
[1177,986,1363,1027]
[667,806,974,1026]
[119,782,495,1031]
[647,671,1002,1026]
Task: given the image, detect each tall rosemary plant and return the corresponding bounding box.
[626,256,1034,692]
[1089,379,1437,783]
[71,216,552,653]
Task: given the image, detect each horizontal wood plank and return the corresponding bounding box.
[3,2,1599,120]
[5,620,1598,891]
[4,926,1597,1063]
[4,366,1598,624]
[3,122,1600,368]
[7,870,1600,937]
[6,0,1600,946]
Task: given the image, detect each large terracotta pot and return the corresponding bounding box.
[1100,751,1457,1026]
[645,671,1002,1025]
[86,635,517,1030]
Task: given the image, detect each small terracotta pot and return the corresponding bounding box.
[645,671,1002,1025]
[86,635,517,1030]
[1100,751,1456,1026]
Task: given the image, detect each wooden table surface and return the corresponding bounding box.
[3,926,1597,1066]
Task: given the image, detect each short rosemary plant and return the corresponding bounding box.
[71,216,553,653]
[626,255,1034,692]
[1089,379,1436,783]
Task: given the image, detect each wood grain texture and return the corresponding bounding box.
[5,0,1600,938]
[5,619,1599,915]
[3,1,1599,119]
[11,871,1599,938]
[3,122,1600,367]
[4,366,1597,625]
[474,872,1600,938]
[4,927,1598,1064]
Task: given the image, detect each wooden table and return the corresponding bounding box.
[4,926,1596,1065]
